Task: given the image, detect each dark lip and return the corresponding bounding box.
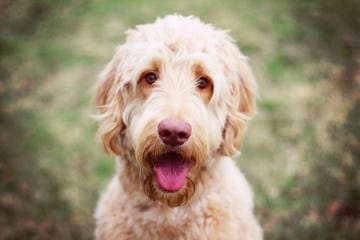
[153,151,186,167]
[163,151,184,159]
[152,151,196,173]
[158,186,181,194]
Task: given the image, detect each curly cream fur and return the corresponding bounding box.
[94,14,262,240]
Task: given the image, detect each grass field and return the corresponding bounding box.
[1,0,359,239]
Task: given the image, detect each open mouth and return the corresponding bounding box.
[154,151,189,193]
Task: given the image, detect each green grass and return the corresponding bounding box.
[1,0,359,239]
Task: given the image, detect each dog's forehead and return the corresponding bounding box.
[125,15,232,53]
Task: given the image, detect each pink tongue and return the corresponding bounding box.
[154,153,188,192]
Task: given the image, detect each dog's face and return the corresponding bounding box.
[95,15,257,207]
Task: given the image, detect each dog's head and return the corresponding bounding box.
[95,15,257,207]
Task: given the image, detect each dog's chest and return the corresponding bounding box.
[127,201,231,240]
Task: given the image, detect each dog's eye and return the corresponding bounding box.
[143,72,158,85]
[197,77,210,89]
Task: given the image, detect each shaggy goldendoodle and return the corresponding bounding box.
[94,14,262,240]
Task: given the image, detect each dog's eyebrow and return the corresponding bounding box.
[193,63,208,76]
[133,58,162,80]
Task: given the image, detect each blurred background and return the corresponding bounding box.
[0,0,359,239]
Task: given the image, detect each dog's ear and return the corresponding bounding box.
[219,43,257,156]
[95,46,129,156]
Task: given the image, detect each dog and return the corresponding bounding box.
[94,14,262,240]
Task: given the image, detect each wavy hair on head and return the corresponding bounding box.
[95,46,131,156]
[217,39,258,156]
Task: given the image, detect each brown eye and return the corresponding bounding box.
[197,77,210,89]
[143,72,158,85]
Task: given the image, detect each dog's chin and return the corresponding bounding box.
[143,151,196,207]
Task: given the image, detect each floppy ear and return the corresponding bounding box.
[95,46,128,156]
[219,43,257,156]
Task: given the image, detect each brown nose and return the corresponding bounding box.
[158,119,192,147]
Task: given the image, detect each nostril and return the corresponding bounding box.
[178,131,189,140]
[159,129,171,138]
